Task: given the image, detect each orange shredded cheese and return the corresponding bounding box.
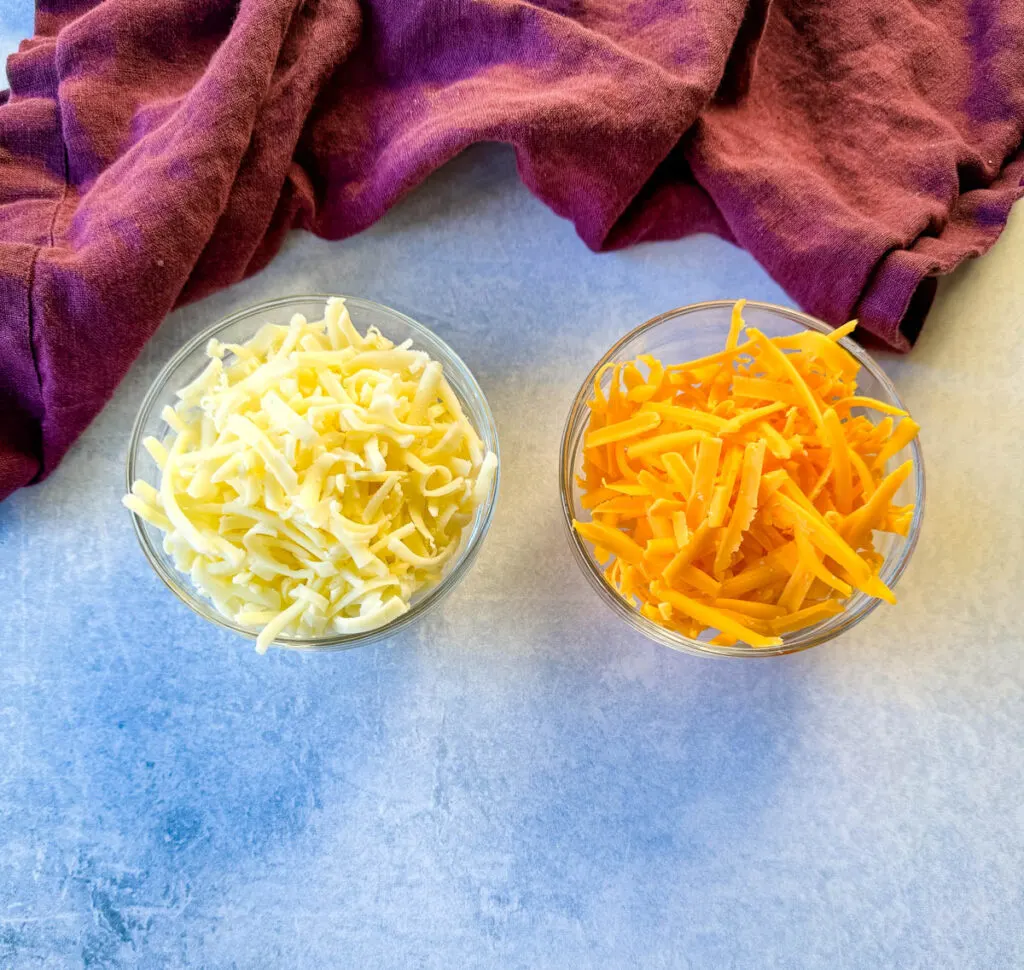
[572,301,920,648]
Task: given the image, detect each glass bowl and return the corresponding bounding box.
[559,300,925,658]
[126,294,500,652]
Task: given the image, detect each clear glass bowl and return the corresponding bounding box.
[559,300,925,659]
[126,294,500,652]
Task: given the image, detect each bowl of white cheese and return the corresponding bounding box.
[124,295,500,653]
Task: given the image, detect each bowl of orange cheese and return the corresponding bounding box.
[559,300,924,657]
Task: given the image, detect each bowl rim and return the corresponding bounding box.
[126,292,501,652]
[558,299,926,659]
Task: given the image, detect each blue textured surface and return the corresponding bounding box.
[1,52,1023,967]
[0,0,29,89]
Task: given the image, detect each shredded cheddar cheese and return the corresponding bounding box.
[573,302,919,648]
[126,298,497,653]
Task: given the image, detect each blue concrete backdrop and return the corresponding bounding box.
[1,5,1022,968]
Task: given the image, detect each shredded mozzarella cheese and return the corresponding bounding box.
[126,297,496,653]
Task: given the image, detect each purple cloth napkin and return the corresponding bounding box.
[1,0,1023,501]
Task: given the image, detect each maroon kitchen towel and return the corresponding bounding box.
[1,1,1023,501]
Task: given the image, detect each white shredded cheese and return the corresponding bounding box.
[125,297,496,653]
